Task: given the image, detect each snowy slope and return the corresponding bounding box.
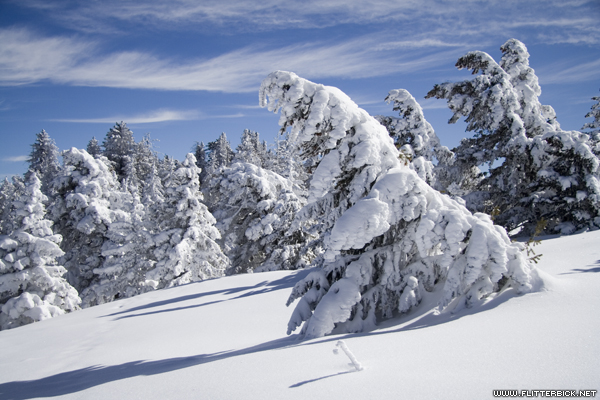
[0,230,599,400]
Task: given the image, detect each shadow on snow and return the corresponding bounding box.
[104,269,312,321]
[0,273,524,398]
[559,260,600,275]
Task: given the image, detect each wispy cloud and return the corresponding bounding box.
[3,155,28,162]
[51,109,201,124]
[0,28,460,93]
[12,0,600,45]
[537,58,600,84]
[51,109,245,124]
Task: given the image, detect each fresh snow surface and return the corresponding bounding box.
[1,230,599,399]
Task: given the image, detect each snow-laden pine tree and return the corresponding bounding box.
[0,177,24,236]
[426,39,600,235]
[375,89,456,191]
[193,141,209,182]
[79,155,155,306]
[133,134,159,188]
[103,121,136,178]
[86,137,102,157]
[499,39,561,135]
[260,71,539,339]
[28,130,61,198]
[206,162,306,274]
[264,132,309,200]
[582,89,600,141]
[0,172,80,330]
[145,153,228,289]
[205,133,234,178]
[233,129,268,168]
[49,148,126,295]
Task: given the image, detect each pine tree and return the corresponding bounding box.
[376,89,454,190]
[193,141,209,182]
[86,137,102,157]
[0,172,80,330]
[133,134,159,187]
[260,71,539,339]
[426,39,600,235]
[233,129,268,167]
[28,130,61,198]
[80,156,155,306]
[206,162,306,274]
[145,153,229,289]
[49,148,125,296]
[264,133,309,200]
[582,89,600,138]
[205,133,234,178]
[103,121,136,178]
[0,178,22,236]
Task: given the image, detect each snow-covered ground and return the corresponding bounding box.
[1,230,599,400]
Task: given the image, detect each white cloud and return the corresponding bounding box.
[3,155,28,162]
[13,0,600,45]
[51,109,201,124]
[537,58,600,85]
[51,109,246,124]
[0,28,460,93]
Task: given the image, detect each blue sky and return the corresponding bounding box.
[1,0,599,179]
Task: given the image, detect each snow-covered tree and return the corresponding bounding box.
[260,71,539,339]
[426,39,600,235]
[133,134,159,186]
[233,129,268,167]
[193,141,209,181]
[207,162,306,274]
[49,148,125,295]
[264,133,309,200]
[0,172,80,330]
[28,130,61,198]
[499,39,561,135]
[80,156,155,306]
[103,121,136,178]
[145,153,228,289]
[86,137,102,157]
[0,177,23,236]
[582,89,600,138]
[205,133,234,177]
[376,89,454,190]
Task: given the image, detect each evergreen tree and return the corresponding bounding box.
[376,89,454,190]
[265,133,309,200]
[102,121,136,178]
[426,39,600,235]
[233,129,267,167]
[80,156,155,306]
[145,153,228,289]
[193,141,209,181]
[205,133,234,178]
[133,134,159,187]
[0,172,80,330]
[28,130,61,198]
[49,148,125,295]
[582,89,600,138]
[206,162,306,274]
[86,137,102,157]
[260,71,539,339]
[0,178,22,236]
